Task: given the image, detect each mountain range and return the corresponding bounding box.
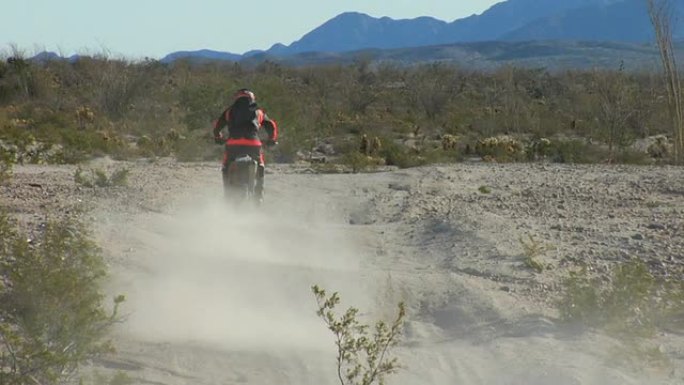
[29,0,683,69]
[157,0,683,63]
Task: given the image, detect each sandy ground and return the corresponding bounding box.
[2,158,684,385]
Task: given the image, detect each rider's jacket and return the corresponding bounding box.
[213,100,278,147]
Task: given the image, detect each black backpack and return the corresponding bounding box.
[228,98,259,138]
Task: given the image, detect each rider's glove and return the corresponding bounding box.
[214,136,224,144]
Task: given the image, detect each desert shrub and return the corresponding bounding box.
[2,54,36,100]
[422,146,464,164]
[0,212,125,385]
[547,139,608,164]
[0,105,131,164]
[340,152,373,173]
[646,135,672,163]
[174,130,220,162]
[93,59,152,121]
[612,149,652,165]
[378,139,426,169]
[474,135,526,162]
[519,234,553,273]
[558,259,684,337]
[74,167,129,187]
[179,83,228,131]
[525,137,552,161]
[82,370,134,385]
[134,134,174,158]
[0,146,14,184]
[57,132,125,164]
[441,134,459,151]
[1,52,681,165]
[312,285,406,385]
[592,70,641,160]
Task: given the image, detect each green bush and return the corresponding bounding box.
[74,167,129,188]
[548,139,608,164]
[179,83,227,131]
[558,259,684,337]
[0,212,125,384]
[339,152,377,173]
[379,140,426,169]
[0,147,14,184]
[474,135,526,162]
[478,185,492,194]
[0,54,678,166]
[312,285,406,385]
[174,132,220,162]
[519,235,552,273]
[82,370,134,385]
[612,149,652,165]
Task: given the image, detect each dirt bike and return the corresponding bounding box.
[218,139,277,205]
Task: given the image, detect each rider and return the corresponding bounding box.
[213,88,278,201]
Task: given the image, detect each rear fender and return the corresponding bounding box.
[227,156,258,188]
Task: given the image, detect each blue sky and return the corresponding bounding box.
[2,0,501,59]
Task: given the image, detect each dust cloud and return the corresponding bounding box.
[113,197,373,354]
[100,176,676,385]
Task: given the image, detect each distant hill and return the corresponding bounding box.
[28,51,81,63]
[263,0,675,56]
[502,0,684,42]
[159,49,241,63]
[434,0,622,43]
[273,12,449,54]
[244,40,675,72]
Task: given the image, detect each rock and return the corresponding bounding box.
[647,223,666,230]
[632,233,645,240]
[314,142,335,156]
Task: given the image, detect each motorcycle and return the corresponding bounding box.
[218,138,277,205]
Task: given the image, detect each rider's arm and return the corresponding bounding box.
[261,113,278,142]
[212,109,230,139]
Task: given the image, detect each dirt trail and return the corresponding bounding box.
[3,159,684,384]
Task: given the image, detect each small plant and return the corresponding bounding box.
[524,255,545,273]
[519,234,549,273]
[339,152,382,173]
[107,167,130,187]
[557,258,684,372]
[0,149,14,184]
[478,185,492,194]
[74,167,93,187]
[312,285,406,385]
[83,371,134,385]
[525,137,552,161]
[606,339,674,373]
[94,168,110,187]
[558,259,684,337]
[74,167,129,188]
[548,139,607,164]
[474,135,526,162]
